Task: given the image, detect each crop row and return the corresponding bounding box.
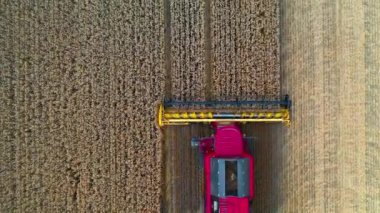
[211,0,280,101]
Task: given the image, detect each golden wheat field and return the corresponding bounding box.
[1,0,379,213]
[1,1,164,212]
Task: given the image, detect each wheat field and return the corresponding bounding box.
[1,1,164,212]
[1,0,379,213]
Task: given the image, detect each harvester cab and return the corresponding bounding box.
[157,96,291,213]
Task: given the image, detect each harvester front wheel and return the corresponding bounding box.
[191,138,200,148]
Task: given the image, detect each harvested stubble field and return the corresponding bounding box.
[1,0,380,213]
[280,1,380,212]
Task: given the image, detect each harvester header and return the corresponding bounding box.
[157,95,291,127]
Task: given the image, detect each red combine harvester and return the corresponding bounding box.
[192,122,254,212]
[158,96,291,212]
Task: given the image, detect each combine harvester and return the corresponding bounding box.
[158,96,291,213]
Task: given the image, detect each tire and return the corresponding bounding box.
[191,137,200,148]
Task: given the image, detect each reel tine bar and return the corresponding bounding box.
[158,97,291,127]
